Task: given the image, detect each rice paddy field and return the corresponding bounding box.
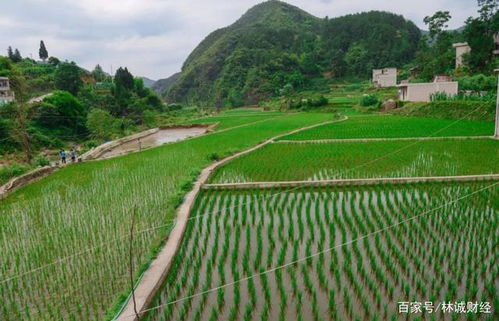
[144,182,498,321]
[0,112,332,321]
[210,139,499,183]
[187,110,284,131]
[279,115,494,141]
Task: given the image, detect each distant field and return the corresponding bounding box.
[279,115,494,141]
[145,182,498,321]
[0,112,332,321]
[187,111,283,130]
[211,139,499,183]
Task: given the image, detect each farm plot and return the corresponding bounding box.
[188,111,283,131]
[144,182,498,321]
[278,115,494,141]
[0,112,332,321]
[210,139,499,183]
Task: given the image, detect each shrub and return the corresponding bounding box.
[33,155,50,167]
[86,108,119,140]
[360,94,379,106]
[457,74,496,92]
[0,163,30,185]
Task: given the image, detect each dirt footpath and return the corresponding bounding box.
[115,116,346,321]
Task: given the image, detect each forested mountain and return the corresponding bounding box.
[165,0,421,106]
[151,72,180,94]
[141,77,156,88]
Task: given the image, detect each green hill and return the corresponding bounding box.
[165,0,421,106]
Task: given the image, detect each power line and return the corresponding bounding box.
[0,107,487,285]
[130,181,498,318]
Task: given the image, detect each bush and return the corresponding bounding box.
[360,94,379,106]
[33,155,50,167]
[457,74,496,92]
[393,100,495,121]
[0,163,30,185]
[86,108,119,140]
[167,103,183,112]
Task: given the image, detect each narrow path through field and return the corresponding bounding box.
[115,115,348,321]
[203,174,499,189]
[275,135,494,144]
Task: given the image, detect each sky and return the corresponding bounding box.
[0,0,477,80]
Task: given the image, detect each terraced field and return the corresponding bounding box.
[279,115,494,141]
[0,112,332,321]
[210,139,499,183]
[188,110,283,131]
[145,182,498,321]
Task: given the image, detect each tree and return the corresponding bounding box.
[423,11,452,40]
[55,62,83,96]
[12,49,22,63]
[463,0,499,72]
[478,0,499,21]
[344,43,370,77]
[36,91,87,135]
[114,67,134,91]
[48,56,60,66]
[86,108,118,140]
[7,46,14,61]
[39,40,48,62]
[92,64,107,82]
[0,56,32,161]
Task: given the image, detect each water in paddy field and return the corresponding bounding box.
[146,183,498,321]
[99,127,208,159]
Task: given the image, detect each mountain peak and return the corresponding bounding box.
[235,0,318,28]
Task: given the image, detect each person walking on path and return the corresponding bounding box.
[59,149,66,164]
[70,149,76,163]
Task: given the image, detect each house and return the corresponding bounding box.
[453,35,499,68]
[372,68,397,87]
[397,76,458,102]
[452,42,471,68]
[0,77,15,104]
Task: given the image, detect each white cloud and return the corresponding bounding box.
[0,0,479,79]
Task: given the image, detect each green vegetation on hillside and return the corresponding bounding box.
[166,0,420,106]
[0,56,164,163]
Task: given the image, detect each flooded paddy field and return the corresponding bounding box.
[145,182,498,321]
[210,139,499,183]
[99,126,208,159]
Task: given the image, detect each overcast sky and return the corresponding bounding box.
[0,0,477,80]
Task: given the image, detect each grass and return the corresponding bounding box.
[0,111,332,321]
[144,182,498,321]
[279,115,494,141]
[210,139,499,183]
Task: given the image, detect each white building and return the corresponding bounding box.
[397,76,458,102]
[452,42,471,68]
[0,77,15,104]
[372,68,397,87]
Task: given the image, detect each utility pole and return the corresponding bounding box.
[495,69,499,139]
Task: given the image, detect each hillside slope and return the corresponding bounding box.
[165,0,420,106]
[151,72,180,94]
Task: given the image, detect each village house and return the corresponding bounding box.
[397,75,458,102]
[0,77,15,104]
[453,35,499,68]
[452,42,471,68]
[372,68,397,87]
